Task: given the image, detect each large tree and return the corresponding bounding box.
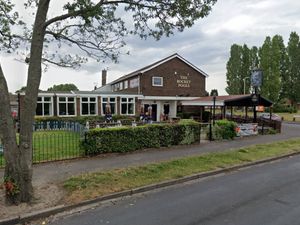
[259,36,282,102]
[225,44,243,94]
[47,83,79,92]
[240,44,251,94]
[286,32,300,106]
[0,0,217,204]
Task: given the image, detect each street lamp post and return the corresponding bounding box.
[212,94,216,126]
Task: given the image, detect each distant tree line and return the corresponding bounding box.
[226,31,300,106]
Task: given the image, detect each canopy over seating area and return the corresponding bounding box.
[181,94,281,133]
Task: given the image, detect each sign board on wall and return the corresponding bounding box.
[236,123,258,137]
[177,75,191,88]
[256,105,264,112]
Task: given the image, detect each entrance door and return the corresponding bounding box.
[145,104,157,121]
[163,104,170,120]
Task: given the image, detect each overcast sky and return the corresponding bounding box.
[1,0,300,94]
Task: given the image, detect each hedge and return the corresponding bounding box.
[81,120,200,155]
[212,120,237,140]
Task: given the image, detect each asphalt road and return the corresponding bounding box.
[48,154,300,225]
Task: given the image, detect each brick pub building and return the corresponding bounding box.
[28,53,209,121]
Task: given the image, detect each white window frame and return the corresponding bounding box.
[80,97,98,116]
[120,82,123,90]
[36,96,53,116]
[124,80,128,89]
[120,97,135,115]
[57,96,77,117]
[152,76,163,87]
[101,97,117,115]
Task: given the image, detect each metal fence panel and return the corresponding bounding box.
[0,121,86,168]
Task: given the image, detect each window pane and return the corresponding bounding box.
[82,97,88,102]
[37,97,42,102]
[128,103,134,114]
[68,103,75,115]
[44,97,51,102]
[90,97,96,102]
[59,103,66,115]
[102,103,106,114]
[130,78,139,88]
[153,77,162,86]
[110,98,115,102]
[36,103,43,115]
[128,98,134,103]
[44,103,51,116]
[121,104,127,114]
[90,103,96,114]
[59,97,66,102]
[121,98,127,102]
[102,98,108,103]
[82,103,89,115]
[110,103,115,114]
[68,97,74,102]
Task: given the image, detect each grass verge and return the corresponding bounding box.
[64,138,300,203]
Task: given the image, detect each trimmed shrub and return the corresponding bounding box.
[212,120,237,140]
[266,103,297,113]
[81,121,200,155]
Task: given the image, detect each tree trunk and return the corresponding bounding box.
[1,0,51,204]
[0,64,21,204]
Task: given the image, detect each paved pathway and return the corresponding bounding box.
[1,122,300,186]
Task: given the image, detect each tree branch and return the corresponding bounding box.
[44,0,106,27]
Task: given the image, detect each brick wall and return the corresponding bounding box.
[140,57,206,97]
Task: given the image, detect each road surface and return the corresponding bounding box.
[48,154,300,225]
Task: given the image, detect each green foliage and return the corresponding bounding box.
[81,122,200,155]
[226,44,243,95]
[210,89,218,96]
[226,44,255,95]
[47,83,79,92]
[212,120,237,140]
[226,32,300,105]
[259,36,282,102]
[286,32,300,105]
[270,103,297,113]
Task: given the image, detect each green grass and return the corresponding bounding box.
[64,138,300,203]
[0,131,82,166]
[277,112,300,122]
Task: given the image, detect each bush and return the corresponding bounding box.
[268,103,297,113]
[81,121,200,155]
[212,120,237,140]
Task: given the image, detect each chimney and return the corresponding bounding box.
[102,69,107,86]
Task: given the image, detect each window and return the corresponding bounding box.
[58,97,76,116]
[102,97,116,115]
[152,76,163,87]
[130,78,139,88]
[120,82,123,90]
[36,96,53,116]
[81,97,97,116]
[124,80,128,89]
[114,83,120,92]
[121,97,135,115]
